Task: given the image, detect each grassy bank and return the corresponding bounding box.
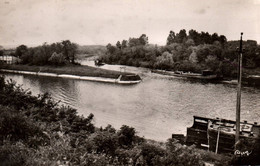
[0,64,132,79]
[0,75,235,166]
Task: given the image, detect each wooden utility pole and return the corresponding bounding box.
[235,32,243,144]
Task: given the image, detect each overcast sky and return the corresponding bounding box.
[0,0,259,47]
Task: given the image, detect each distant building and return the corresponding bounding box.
[0,55,21,64]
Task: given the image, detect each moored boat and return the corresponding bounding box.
[185,116,260,153]
[152,69,220,81]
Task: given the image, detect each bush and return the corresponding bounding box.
[0,78,39,110]
[88,131,118,156]
[141,143,165,166]
[0,106,47,148]
[0,142,30,166]
[20,50,33,64]
[165,138,203,166]
[154,51,175,70]
[117,125,136,148]
[70,113,95,133]
[24,134,73,166]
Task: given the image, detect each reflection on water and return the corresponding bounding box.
[2,71,260,141]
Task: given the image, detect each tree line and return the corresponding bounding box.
[9,40,78,66]
[166,29,227,46]
[1,29,260,78]
[101,29,260,78]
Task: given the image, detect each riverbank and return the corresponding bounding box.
[0,64,130,79]
[0,64,142,84]
[151,68,260,87]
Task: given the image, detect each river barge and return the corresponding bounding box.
[184,116,260,153]
[152,69,220,81]
[0,69,142,85]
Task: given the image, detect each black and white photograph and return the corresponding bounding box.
[0,0,260,165]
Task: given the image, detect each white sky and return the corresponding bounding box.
[0,0,260,47]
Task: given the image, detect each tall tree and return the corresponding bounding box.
[188,29,199,45]
[166,31,176,45]
[139,34,148,45]
[106,43,116,54]
[200,31,211,44]
[61,40,77,63]
[219,35,227,46]
[175,29,187,43]
[211,33,219,43]
[128,38,140,47]
[121,40,128,48]
[15,45,28,57]
[128,34,149,47]
[116,41,122,49]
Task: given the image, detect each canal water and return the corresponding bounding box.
[2,63,260,141]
